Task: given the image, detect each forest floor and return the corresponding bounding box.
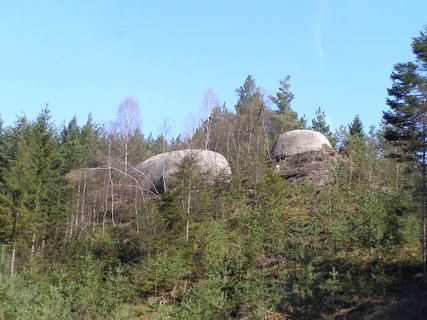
[334,272,427,320]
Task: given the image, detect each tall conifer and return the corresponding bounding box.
[383,26,427,279]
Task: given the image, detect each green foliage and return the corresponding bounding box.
[267,76,308,147]
[383,26,427,162]
[319,266,342,301]
[349,114,365,138]
[60,114,104,171]
[0,254,137,320]
[0,109,69,265]
[311,107,330,135]
[0,274,73,320]
[311,107,338,146]
[0,54,425,319]
[235,75,264,115]
[270,75,295,115]
[174,276,229,319]
[383,26,427,279]
[135,251,187,297]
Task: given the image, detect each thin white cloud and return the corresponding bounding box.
[313,1,326,69]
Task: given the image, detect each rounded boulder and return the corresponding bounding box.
[135,149,231,193]
[271,130,332,159]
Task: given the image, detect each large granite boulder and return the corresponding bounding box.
[134,149,231,193]
[271,130,336,188]
[271,130,332,159]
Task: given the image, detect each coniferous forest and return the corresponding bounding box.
[1,27,427,320]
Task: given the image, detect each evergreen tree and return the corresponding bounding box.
[0,109,67,267]
[383,26,427,279]
[0,118,8,174]
[311,107,331,135]
[28,109,67,258]
[270,75,295,115]
[159,154,216,243]
[235,75,264,115]
[80,114,104,167]
[343,115,367,163]
[60,116,85,172]
[349,114,365,137]
[60,114,104,172]
[295,115,308,129]
[0,133,38,272]
[0,117,31,179]
[267,76,304,138]
[311,107,337,146]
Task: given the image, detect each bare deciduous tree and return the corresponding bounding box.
[201,88,220,150]
[110,97,142,175]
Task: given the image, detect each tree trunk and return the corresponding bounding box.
[135,188,140,232]
[108,143,116,226]
[422,121,426,281]
[186,178,192,242]
[10,244,16,276]
[81,176,87,225]
[30,232,36,272]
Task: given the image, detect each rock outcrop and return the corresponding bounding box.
[271,130,336,188]
[134,149,231,193]
[271,129,332,159]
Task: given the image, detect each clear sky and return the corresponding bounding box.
[1,0,426,137]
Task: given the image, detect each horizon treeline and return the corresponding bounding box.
[0,26,426,320]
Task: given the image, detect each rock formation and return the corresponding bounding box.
[134,149,231,193]
[271,129,332,159]
[271,130,336,188]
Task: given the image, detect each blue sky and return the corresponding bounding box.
[1,1,426,137]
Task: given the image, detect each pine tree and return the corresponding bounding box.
[311,107,337,146]
[383,26,427,279]
[311,107,331,135]
[270,75,295,115]
[235,75,264,115]
[268,76,304,138]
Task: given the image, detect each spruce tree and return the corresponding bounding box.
[30,109,67,258]
[349,114,365,137]
[0,109,67,264]
[0,134,38,272]
[60,114,103,172]
[60,116,85,172]
[345,115,367,168]
[383,26,427,279]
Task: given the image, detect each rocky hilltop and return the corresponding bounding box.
[271,130,336,188]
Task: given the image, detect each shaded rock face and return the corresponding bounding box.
[271,130,336,188]
[134,149,231,193]
[275,148,337,188]
[271,130,332,159]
